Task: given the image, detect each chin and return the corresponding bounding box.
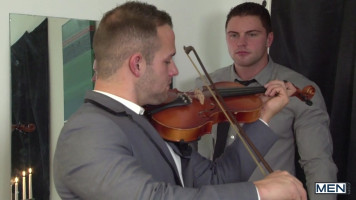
[160,92,169,104]
[149,92,168,105]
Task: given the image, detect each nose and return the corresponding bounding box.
[236,35,247,47]
[169,61,179,77]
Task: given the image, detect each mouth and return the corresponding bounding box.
[236,50,249,56]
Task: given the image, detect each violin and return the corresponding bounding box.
[147,45,315,175]
[146,81,315,143]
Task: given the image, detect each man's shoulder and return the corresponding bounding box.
[210,65,232,75]
[209,65,233,81]
[195,65,233,87]
[272,62,314,84]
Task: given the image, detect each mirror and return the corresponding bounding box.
[10,14,96,200]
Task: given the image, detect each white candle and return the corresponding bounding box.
[28,168,33,199]
[15,177,19,200]
[22,171,26,200]
[11,180,13,200]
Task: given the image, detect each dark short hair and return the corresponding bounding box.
[225,2,272,33]
[93,1,172,79]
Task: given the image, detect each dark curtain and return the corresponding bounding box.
[270,0,356,200]
[11,19,50,200]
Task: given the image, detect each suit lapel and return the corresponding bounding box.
[85,91,183,186]
[131,114,179,164]
[130,114,184,186]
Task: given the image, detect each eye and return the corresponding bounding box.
[228,33,238,39]
[247,32,258,37]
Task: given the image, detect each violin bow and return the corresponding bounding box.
[183,46,273,176]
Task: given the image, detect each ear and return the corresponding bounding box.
[266,32,274,47]
[129,53,143,77]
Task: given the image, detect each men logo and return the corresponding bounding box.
[315,182,351,194]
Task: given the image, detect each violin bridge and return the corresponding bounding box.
[194,89,205,105]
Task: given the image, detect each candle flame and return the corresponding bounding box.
[22,171,26,176]
[15,177,19,183]
[29,168,32,174]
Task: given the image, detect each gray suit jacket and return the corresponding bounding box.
[196,58,338,200]
[54,91,278,200]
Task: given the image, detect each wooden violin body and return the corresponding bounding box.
[146,82,264,142]
[146,81,315,142]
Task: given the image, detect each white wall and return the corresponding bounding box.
[0,0,269,199]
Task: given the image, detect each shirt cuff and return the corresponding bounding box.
[259,118,269,127]
[255,186,261,200]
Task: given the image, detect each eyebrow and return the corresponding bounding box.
[168,52,176,58]
[162,52,176,62]
[246,30,262,33]
[227,30,262,34]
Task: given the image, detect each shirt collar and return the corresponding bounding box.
[253,56,275,85]
[232,56,275,86]
[93,90,145,115]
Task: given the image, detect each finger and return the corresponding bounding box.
[284,81,297,97]
[265,85,287,97]
[283,172,306,200]
[264,84,279,96]
[284,81,294,90]
[259,95,270,104]
[294,179,307,200]
[292,177,307,200]
[264,81,287,95]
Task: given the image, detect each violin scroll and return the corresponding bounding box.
[293,85,315,106]
[284,80,315,106]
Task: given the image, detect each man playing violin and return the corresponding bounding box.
[196,2,337,200]
[53,1,306,199]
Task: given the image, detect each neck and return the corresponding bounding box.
[234,54,269,80]
[94,79,138,104]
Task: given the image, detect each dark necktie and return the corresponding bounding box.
[234,78,257,86]
[213,78,257,160]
